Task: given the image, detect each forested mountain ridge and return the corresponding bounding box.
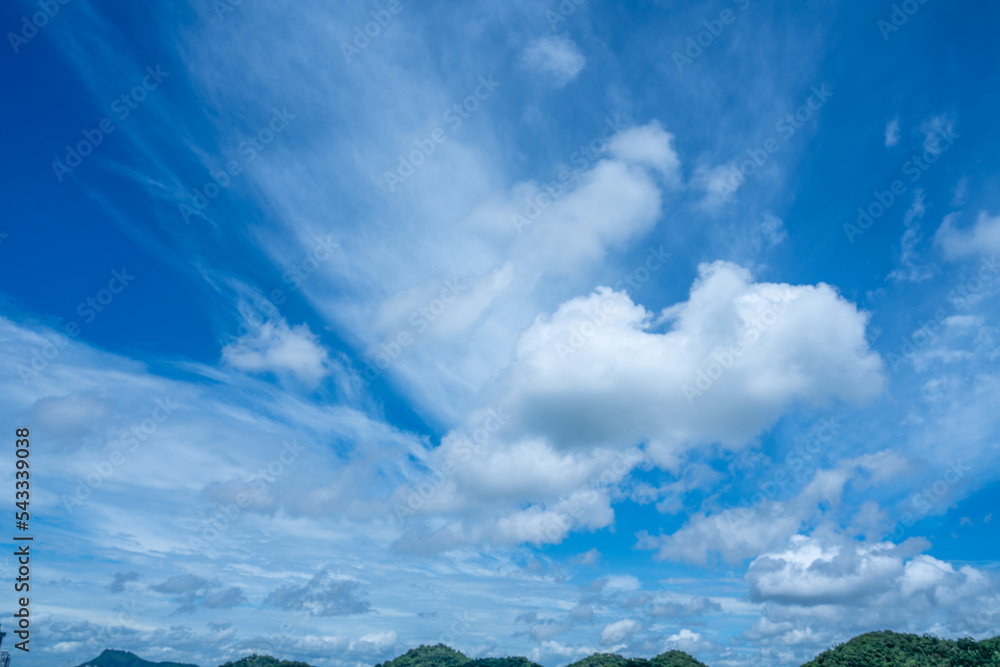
[75,631,1000,667]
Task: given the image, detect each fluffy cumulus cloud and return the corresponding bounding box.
[520,36,586,86]
[494,261,882,465]
[222,312,331,385]
[388,262,883,555]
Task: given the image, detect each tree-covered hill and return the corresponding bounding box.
[465,657,545,667]
[373,643,471,667]
[566,651,708,667]
[801,631,1000,667]
[218,655,315,667]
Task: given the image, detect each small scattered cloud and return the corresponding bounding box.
[150,574,245,613]
[222,311,331,385]
[520,36,586,87]
[888,190,933,282]
[263,568,372,616]
[753,212,787,249]
[606,121,682,183]
[600,618,642,644]
[109,571,139,594]
[920,115,956,154]
[885,117,900,147]
[935,210,1000,258]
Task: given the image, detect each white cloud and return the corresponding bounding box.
[693,163,741,208]
[520,36,586,87]
[888,190,933,282]
[640,450,913,564]
[664,629,709,654]
[935,211,1000,258]
[221,312,331,385]
[493,262,883,465]
[743,533,999,646]
[606,121,682,183]
[754,212,787,249]
[885,117,900,147]
[390,263,882,554]
[600,618,642,644]
[921,115,956,154]
[349,630,398,654]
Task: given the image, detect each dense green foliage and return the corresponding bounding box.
[465,658,545,667]
[75,631,1000,667]
[565,650,707,667]
[802,631,1000,667]
[80,648,200,667]
[217,655,314,667]
[650,651,710,667]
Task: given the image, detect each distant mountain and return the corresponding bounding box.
[801,631,1000,667]
[78,649,200,667]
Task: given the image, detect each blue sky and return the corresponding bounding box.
[2,0,1000,665]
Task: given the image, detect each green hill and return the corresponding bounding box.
[566,652,707,667]
[802,631,1000,667]
[78,649,200,667]
[373,644,471,667]
[465,658,545,667]
[218,656,314,667]
[650,650,709,667]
